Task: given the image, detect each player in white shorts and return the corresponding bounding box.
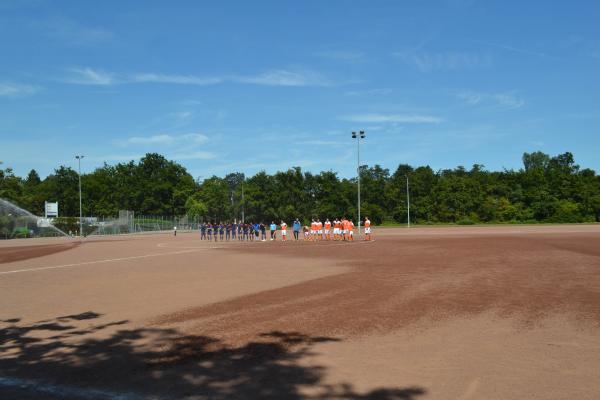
[333,218,341,240]
[342,217,349,240]
[280,220,288,241]
[316,219,323,240]
[324,218,332,240]
[364,217,372,241]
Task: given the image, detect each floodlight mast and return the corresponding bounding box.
[75,155,84,237]
[352,131,365,235]
[406,174,410,228]
[241,178,245,223]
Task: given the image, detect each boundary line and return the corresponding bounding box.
[156,239,376,250]
[1,240,376,275]
[0,249,203,276]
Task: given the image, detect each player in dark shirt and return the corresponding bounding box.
[260,222,266,241]
[243,223,249,241]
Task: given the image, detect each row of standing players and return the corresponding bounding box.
[197,217,373,242]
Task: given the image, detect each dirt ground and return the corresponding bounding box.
[1,225,599,399]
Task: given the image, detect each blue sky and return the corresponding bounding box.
[1,0,599,179]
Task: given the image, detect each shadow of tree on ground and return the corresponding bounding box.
[0,312,425,399]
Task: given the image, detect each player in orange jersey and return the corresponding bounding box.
[334,218,341,240]
[280,220,288,241]
[341,217,348,241]
[324,218,332,240]
[348,219,355,241]
[364,217,372,241]
[316,219,323,240]
[310,219,317,241]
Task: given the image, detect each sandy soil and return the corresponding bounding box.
[1,225,599,399]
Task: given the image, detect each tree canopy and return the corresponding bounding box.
[1,151,599,224]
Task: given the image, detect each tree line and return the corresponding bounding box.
[1,151,599,225]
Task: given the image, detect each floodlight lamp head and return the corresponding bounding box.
[351,132,357,138]
[360,131,365,138]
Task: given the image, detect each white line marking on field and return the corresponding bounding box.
[157,243,226,249]
[0,249,203,276]
[156,240,376,250]
[0,375,157,400]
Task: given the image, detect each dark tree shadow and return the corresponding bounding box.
[0,312,426,399]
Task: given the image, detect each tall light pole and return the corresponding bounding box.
[406,174,411,228]
[241,178,245,223]
[75,155,84,237]
[352,131,365,235]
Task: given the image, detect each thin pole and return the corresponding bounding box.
[76,155,84,237]
[357,135,361,236]
[241,179,245,223]
[406,175,410,228]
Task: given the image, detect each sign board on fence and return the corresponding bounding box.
[45,201,58,218]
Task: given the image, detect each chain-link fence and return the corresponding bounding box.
[0,198,68,239]
[0,200,202,239]
[49,211,202,237]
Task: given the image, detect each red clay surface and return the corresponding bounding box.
[1,225,600,399]
[0,242,80,263]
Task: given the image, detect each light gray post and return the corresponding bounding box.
[75,155,84,237]
[352,131,365,236]
[357,134,361,236]
[241,179,245,223]
[406,175,410,228]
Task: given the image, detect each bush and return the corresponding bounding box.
[549,200,582,223]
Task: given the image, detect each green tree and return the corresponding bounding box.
[522,151,550,171]
[37,166,79,216]
[185,196,208,219]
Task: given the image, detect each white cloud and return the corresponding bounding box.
[30,16,114,46]
[345,88,392,96]
[456,91,483,105]
[293,140,346,146]
[122,134,175,146]
[118,133,208,147]
[393,51,492,71]
[65,67,330,87]
[170,111,193,119]
[167,111,195,125]
[0,82,39,97]
[96,133,214,164]
[339,113,443,124]
[235,69,330,87]
[457,91,525,110]
[89,154,143,162]
[67,67,115,85]
[318,50,366,63]
[132,73,222,85]
[84,148,216,163]
[171,150,216,160]
[492,93,525,109]
[466,38,557,59]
